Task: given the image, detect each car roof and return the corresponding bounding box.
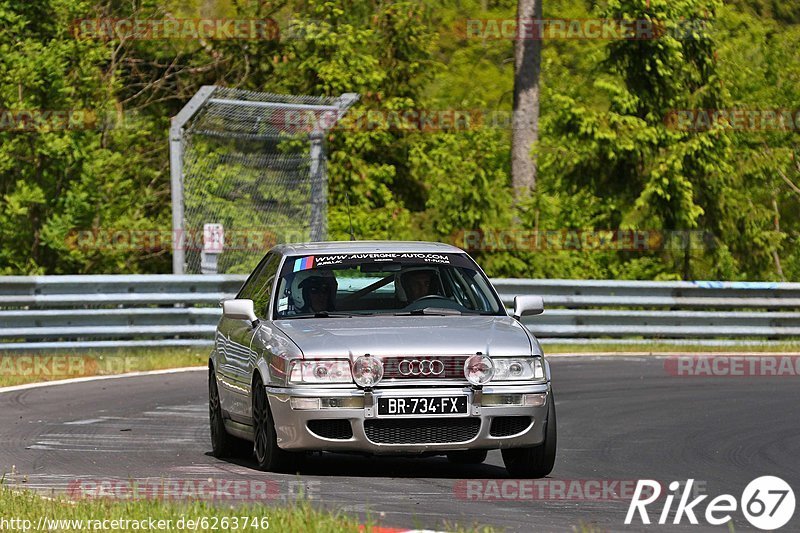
[272,240,466,256]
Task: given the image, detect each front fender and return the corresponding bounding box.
[251,322,303,387]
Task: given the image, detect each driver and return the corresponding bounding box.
[400,269,437,302]
[297,275,336,313]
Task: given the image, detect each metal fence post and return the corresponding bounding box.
[307,93,357,242]
[169,86,216,274]
[169,132,185,275]
[309,131,326,242]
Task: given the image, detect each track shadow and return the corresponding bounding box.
[205,450,511,479]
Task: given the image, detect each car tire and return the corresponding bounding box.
[252,375,303,473]
[446,449,488,464]
[501,391,557,478]
[209,368,240,458]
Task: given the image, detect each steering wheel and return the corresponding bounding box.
[414,294,443,302]
[405,294,463,312]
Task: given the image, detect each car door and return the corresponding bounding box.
[216,252,280,421]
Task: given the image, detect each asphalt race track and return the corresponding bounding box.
[1,357,799,532]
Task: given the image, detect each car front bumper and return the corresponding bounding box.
[266,383,551,454]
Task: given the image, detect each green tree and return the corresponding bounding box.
[534,0,747,280]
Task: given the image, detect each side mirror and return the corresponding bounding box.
[512,295,544,320]
[223,299,259,327]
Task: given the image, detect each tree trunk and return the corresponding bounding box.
[512,0,542,199]
[772,195,785,281]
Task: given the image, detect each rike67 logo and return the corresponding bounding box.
[626,477,796,530]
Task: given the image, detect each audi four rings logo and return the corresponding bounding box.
[398,359,445,376]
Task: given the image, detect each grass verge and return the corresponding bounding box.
[0,484,364,532]
[0,347,208,388]
[543,341,800,354]
[0,485,496,533]
[4,341,800,389]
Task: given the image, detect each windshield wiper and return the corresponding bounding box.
[289,311,354,319]
[394,307,464,316]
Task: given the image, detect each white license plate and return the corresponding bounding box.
[377,396,467,415]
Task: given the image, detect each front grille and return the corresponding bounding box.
[307,419,353,440]
[382,356,468,380]
[490,416,532,437]
[365,418,480,444]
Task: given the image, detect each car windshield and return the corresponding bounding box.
[273,252,504,318]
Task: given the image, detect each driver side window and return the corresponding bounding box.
[238,253,281,318]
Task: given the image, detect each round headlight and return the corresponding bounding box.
[352,355,384,388]
[464,354,494,385]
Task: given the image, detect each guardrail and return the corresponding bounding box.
[1,276,799,350]
[501,279,800,344]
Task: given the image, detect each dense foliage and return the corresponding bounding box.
[0,0,798,280]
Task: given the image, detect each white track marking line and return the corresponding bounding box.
[64,418,105,425]
[0,366,206,395]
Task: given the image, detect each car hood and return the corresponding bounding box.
[272,315,534,358]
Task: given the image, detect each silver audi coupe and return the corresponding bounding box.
[209,240,556,477]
